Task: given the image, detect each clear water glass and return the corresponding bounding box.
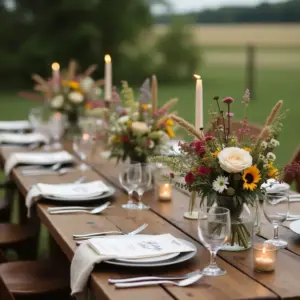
[198,206,231,276]
[263,192,289,248]
[119,164,141,210]
[73,133,94,171]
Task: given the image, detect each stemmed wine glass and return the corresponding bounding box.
[198,206,231,276]
[119,163,141,210]
[73,133,94,171]
[49,113,65,149]
[263,192,289,248]
[125,163,152,210]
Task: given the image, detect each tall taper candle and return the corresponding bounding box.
[104,54,112,101]
[151,75,157,114]
[51,62,60,90]
[194,74,203,129]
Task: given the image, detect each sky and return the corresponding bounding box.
[153,0,285,14]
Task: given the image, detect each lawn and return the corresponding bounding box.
[0,65,299,167]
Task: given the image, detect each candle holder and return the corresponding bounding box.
[253,243,277,272]
[158,183,172,201]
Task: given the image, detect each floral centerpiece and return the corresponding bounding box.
[151,90,288,250]
[107,79,178,163]
[31,60,103,137]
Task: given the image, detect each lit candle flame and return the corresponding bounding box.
[83,133,89,141]
[51,62,60,71]
[193,74,201,80]
[262,246,267,254]
[104,54,111,63]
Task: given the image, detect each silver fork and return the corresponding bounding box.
[114,273,203,289]
[73,223,148,240]
[108,270,201,284]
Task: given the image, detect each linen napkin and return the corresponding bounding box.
[5,150,74,175]
[25,180,110,217]
[261,179,290,193]
[0,132,49,146]
[71,234,195,297]
[0,120,32,131]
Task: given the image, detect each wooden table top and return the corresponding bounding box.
[1,144,300,300]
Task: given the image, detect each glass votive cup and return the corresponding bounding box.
[157,183,172,201]
[253,243,277,272]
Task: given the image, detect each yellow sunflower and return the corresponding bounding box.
[242,165,261,191]
[166,126,175,137]
[165,119,174,127]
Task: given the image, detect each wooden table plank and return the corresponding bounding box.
[91,159,300,300]
[0,146,277,300]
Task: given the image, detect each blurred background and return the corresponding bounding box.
[0,0,299,165]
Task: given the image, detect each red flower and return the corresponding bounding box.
[120,136,129,143]
[205,135,214,141]
[185,172,195,184]
[198,166,211,176]
[192,140,205,156]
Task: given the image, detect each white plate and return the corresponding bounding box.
[289,220,300,234]
[116,252,180,263]
[43,186,116,202]
[104,238,197,268]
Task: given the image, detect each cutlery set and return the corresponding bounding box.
[19,162,74,176]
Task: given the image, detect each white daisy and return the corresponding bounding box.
[269,138,280,148]
[261,141,268,150]
[267,152,276,161]
[212,176,229,193]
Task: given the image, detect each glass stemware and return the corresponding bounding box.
[119,163,141,210]
[263,192,289,248]
[73,133,94,171]
[198,206,231,276]
[49,113,65,149]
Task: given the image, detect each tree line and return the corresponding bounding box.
[157,0,300,23]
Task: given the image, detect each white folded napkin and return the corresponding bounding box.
[25,180,110,217]
[0,120,32,131]
[71,234,194,297]
[5,150,74,175]
[261,179,290,193]
[0,132,49,146]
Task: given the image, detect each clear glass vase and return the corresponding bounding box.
[216,195,258,251]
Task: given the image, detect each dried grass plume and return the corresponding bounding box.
[265,100,283,126]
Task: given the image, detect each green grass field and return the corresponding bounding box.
[1,65,299,167]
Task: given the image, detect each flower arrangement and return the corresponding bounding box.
[31,60,104,136]
[151,90,288,249]
[107,79,178,163]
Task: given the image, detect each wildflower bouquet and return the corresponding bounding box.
[151,90,288,250]
[31,60,104,136]
[107,79,178,163]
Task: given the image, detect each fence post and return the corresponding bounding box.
[245,44,256,99]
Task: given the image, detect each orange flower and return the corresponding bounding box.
[165,119,174,127]
[211,148,221,157]
[140,104,149,111]
[127,121,132,126]
[243,147,252,152]
[85,103,93,110]
[166,126,175,137]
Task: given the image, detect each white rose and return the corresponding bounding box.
[131,122,149,135]
[51,95,64,109]
[118,115,129,124]
[218,147,253,173]
[80,76,94,92]
[68,91,84,104]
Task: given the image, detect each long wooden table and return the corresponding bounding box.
[1,145,300,300]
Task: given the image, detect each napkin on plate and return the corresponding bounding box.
[5,150,74,175]
[261,179,290,193]
[0,120,32,131]
[71,234,195,297]
[25,180,110,217]
[0,132,49,146]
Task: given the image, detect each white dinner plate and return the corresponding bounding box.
[43,186,116,202]
[104,238,197,268]
[289,220,300,235]
[116,252,180,263]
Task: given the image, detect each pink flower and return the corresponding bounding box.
[226,112,234,118]
[205,135,214,141]
[185,172,195,184]
[198,166,211,176]
[222,97,234,104]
